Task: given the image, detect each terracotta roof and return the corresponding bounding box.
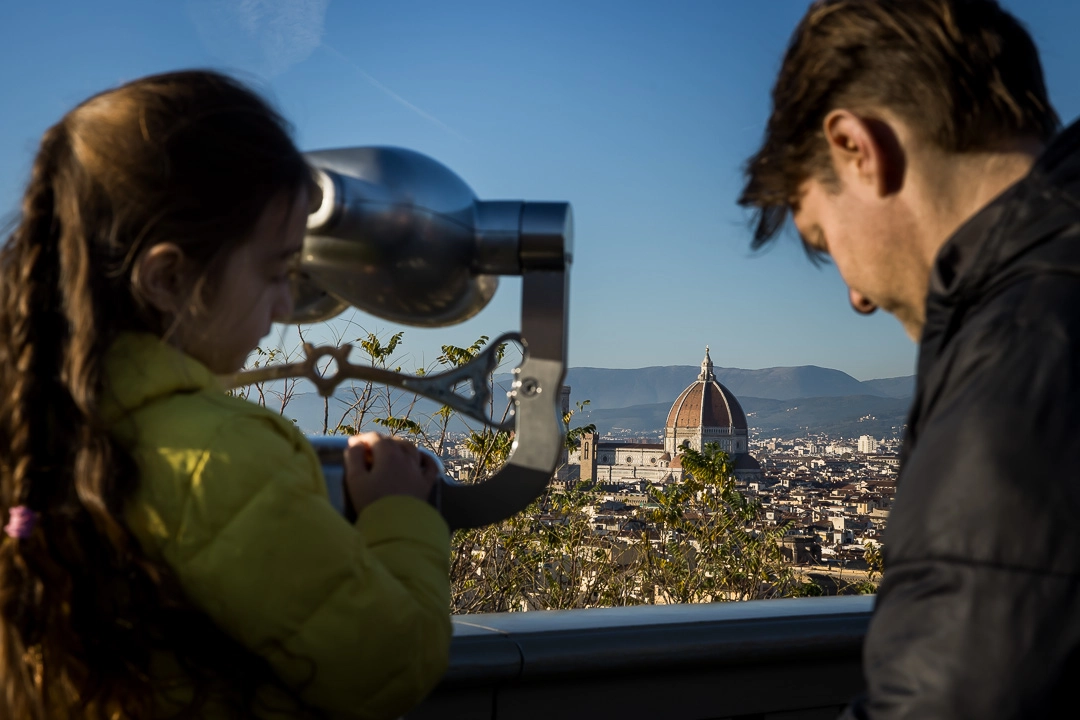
[665,348,748,431]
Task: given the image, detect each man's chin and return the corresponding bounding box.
[897,314,924,343]
[878,300,924,343]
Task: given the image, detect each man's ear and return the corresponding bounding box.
[822,110,905,197]
[132,243,194,317]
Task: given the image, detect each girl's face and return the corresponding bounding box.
[174,187,308,374]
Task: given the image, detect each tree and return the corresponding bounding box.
[848,539,884,594]
[640,443,803,603]
[563,400,596,452]
[438,336,513,481]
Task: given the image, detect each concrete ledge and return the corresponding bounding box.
[408,597,873,719]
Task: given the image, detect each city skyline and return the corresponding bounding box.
[4,1,1079,380]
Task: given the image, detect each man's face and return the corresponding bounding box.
[791,174,925,341]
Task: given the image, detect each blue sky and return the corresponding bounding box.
[3,1,1079,381]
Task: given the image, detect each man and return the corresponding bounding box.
[740,1,1080,717]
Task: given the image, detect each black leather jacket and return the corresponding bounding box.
[844,121,1080,719]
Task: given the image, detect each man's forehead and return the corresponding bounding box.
[789,176,822,212]
[790,178,820,220]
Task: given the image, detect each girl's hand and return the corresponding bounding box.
[343,432,438,514]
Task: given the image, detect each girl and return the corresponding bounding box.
[0,71,451,719]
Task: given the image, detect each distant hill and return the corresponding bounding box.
[859,375,916,399]
[553,365,913,409]
[582,395,912,440]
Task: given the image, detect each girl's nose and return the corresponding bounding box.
[271,283,295,323]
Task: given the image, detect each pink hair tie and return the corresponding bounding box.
[5,506,37,539]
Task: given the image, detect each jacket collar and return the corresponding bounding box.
[101,333,221,426]
[920,119,1080,365]
[904,119,1080,456]
[927,117,1080,310]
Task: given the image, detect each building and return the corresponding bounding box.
[573,348,761,484]
[857,435,879,454]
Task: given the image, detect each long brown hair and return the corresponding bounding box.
[0,70,313,718]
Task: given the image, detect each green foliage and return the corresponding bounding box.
[638,443,802,603]
[359,331,404,365]
[431,336,508,456]
[437,336,489,367]
[451,487,646,613]
[373,416,424,436]
[863,540,884,583]
[462,428,513,481]
[792,579,825,597]
[451,441,811,612]
[331,330,414,437]
[852,579,879,595]
[563,400,596,452]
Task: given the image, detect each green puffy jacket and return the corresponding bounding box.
[101,333,451,719]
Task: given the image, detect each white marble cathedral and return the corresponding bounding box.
[570,348,761,485]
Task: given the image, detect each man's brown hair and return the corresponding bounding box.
[739,0,1059,248]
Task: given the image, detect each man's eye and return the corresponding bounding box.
[798,228,830,265]
[803,245,832,266]
[799,238,831,266]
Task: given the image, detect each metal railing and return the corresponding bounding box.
[407,596,873,720]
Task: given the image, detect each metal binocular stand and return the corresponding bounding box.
[221,147,572,531]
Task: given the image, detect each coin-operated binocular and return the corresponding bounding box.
[222,147,572,531]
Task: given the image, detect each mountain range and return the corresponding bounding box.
[277,364,915,440]
[583,394,911,441]
[560,365,913,406]
[562,365,913,440]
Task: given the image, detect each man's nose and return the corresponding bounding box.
[849,288,877,315]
